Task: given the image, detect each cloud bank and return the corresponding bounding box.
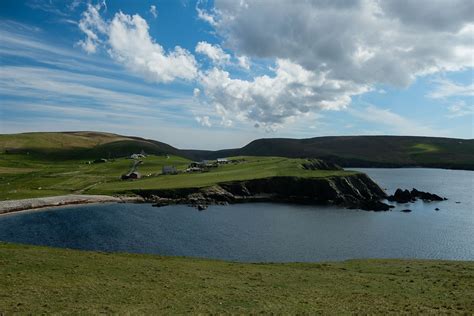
[208,0,473,86]
[77,0,473,129]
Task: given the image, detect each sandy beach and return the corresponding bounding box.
[0,195,143,215]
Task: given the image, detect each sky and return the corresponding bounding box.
[0,0,473,150]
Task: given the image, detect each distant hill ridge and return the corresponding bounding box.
[1,132,473,170]
[0,131,182,160]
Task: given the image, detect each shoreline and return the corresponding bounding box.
[0,194,144,216]
[0,173,390,215]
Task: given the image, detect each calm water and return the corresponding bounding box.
[0,168,472,262]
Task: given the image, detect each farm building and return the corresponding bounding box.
[217,158,229,164]
[162,165,177,175]
[121,171,141,180]
[130,153,146,159]
[93,158,107,163]
[188,160,217,169]
[185,167,202,173]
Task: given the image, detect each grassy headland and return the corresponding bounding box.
[0,242,473,314]
[0,148,354,201]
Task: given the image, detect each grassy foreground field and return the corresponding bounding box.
[0,243,473,314]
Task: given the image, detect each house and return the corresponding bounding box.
[188,162,201,168]
[202,160,218,168]
[217,158,229,164]
[162,165,177,175]
[121,171,141,180]
[93,158,107,163]
[185,167,202,173]
[130,153,146,159]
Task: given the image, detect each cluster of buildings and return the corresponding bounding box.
[129,153,146,159]
[120,154,231,180]
[184,158,229,173]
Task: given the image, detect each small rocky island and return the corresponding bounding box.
[387,188,446,203]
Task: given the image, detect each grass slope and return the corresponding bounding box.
[0,153,190,200]
[0,243,473,314]
[185,136,474,170]
[0,152,354,200]
[0,131,182,160]
[92,156,355,195]
[2,132,473,170]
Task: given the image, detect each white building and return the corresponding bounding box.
[162,165,177,175]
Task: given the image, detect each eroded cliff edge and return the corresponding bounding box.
[136,173,391,211]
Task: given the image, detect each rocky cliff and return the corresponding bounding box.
[136,173,390,211]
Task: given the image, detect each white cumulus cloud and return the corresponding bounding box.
[199,59,369,128]
[195,41,230,65]
[237,55,250,69]
[77,5,197,83]
[191,0,474,128]
[196,1,218,27]
[210,0,473,87]
[76,2,107,54]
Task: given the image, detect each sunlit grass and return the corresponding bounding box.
[410,143,440,153]
[0,242,472,314]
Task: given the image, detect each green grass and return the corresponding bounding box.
[410,143,440,153]
[2,131,473,170]
[0,153,355,200]
[0,153,191,200]
[0,131,182,161]
[0,131,354,201]
[0,242,473,314]
[91,156,356,195]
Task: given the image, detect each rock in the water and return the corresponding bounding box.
[387,189,413,203]
[410,188,445,201]
[435,208,440,211]
[357,199,391,211]
[197,204,207,211]
[387,188,446,203]
[401,209,412,213]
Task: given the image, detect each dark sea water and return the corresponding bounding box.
[0,168,472,262]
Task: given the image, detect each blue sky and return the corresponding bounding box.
[0,0,472,149]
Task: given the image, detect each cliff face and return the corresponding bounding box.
[136,173,390,211]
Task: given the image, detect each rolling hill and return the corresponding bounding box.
[1,132,473,170]
[183,136,474,170]
[0,131,182,160]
